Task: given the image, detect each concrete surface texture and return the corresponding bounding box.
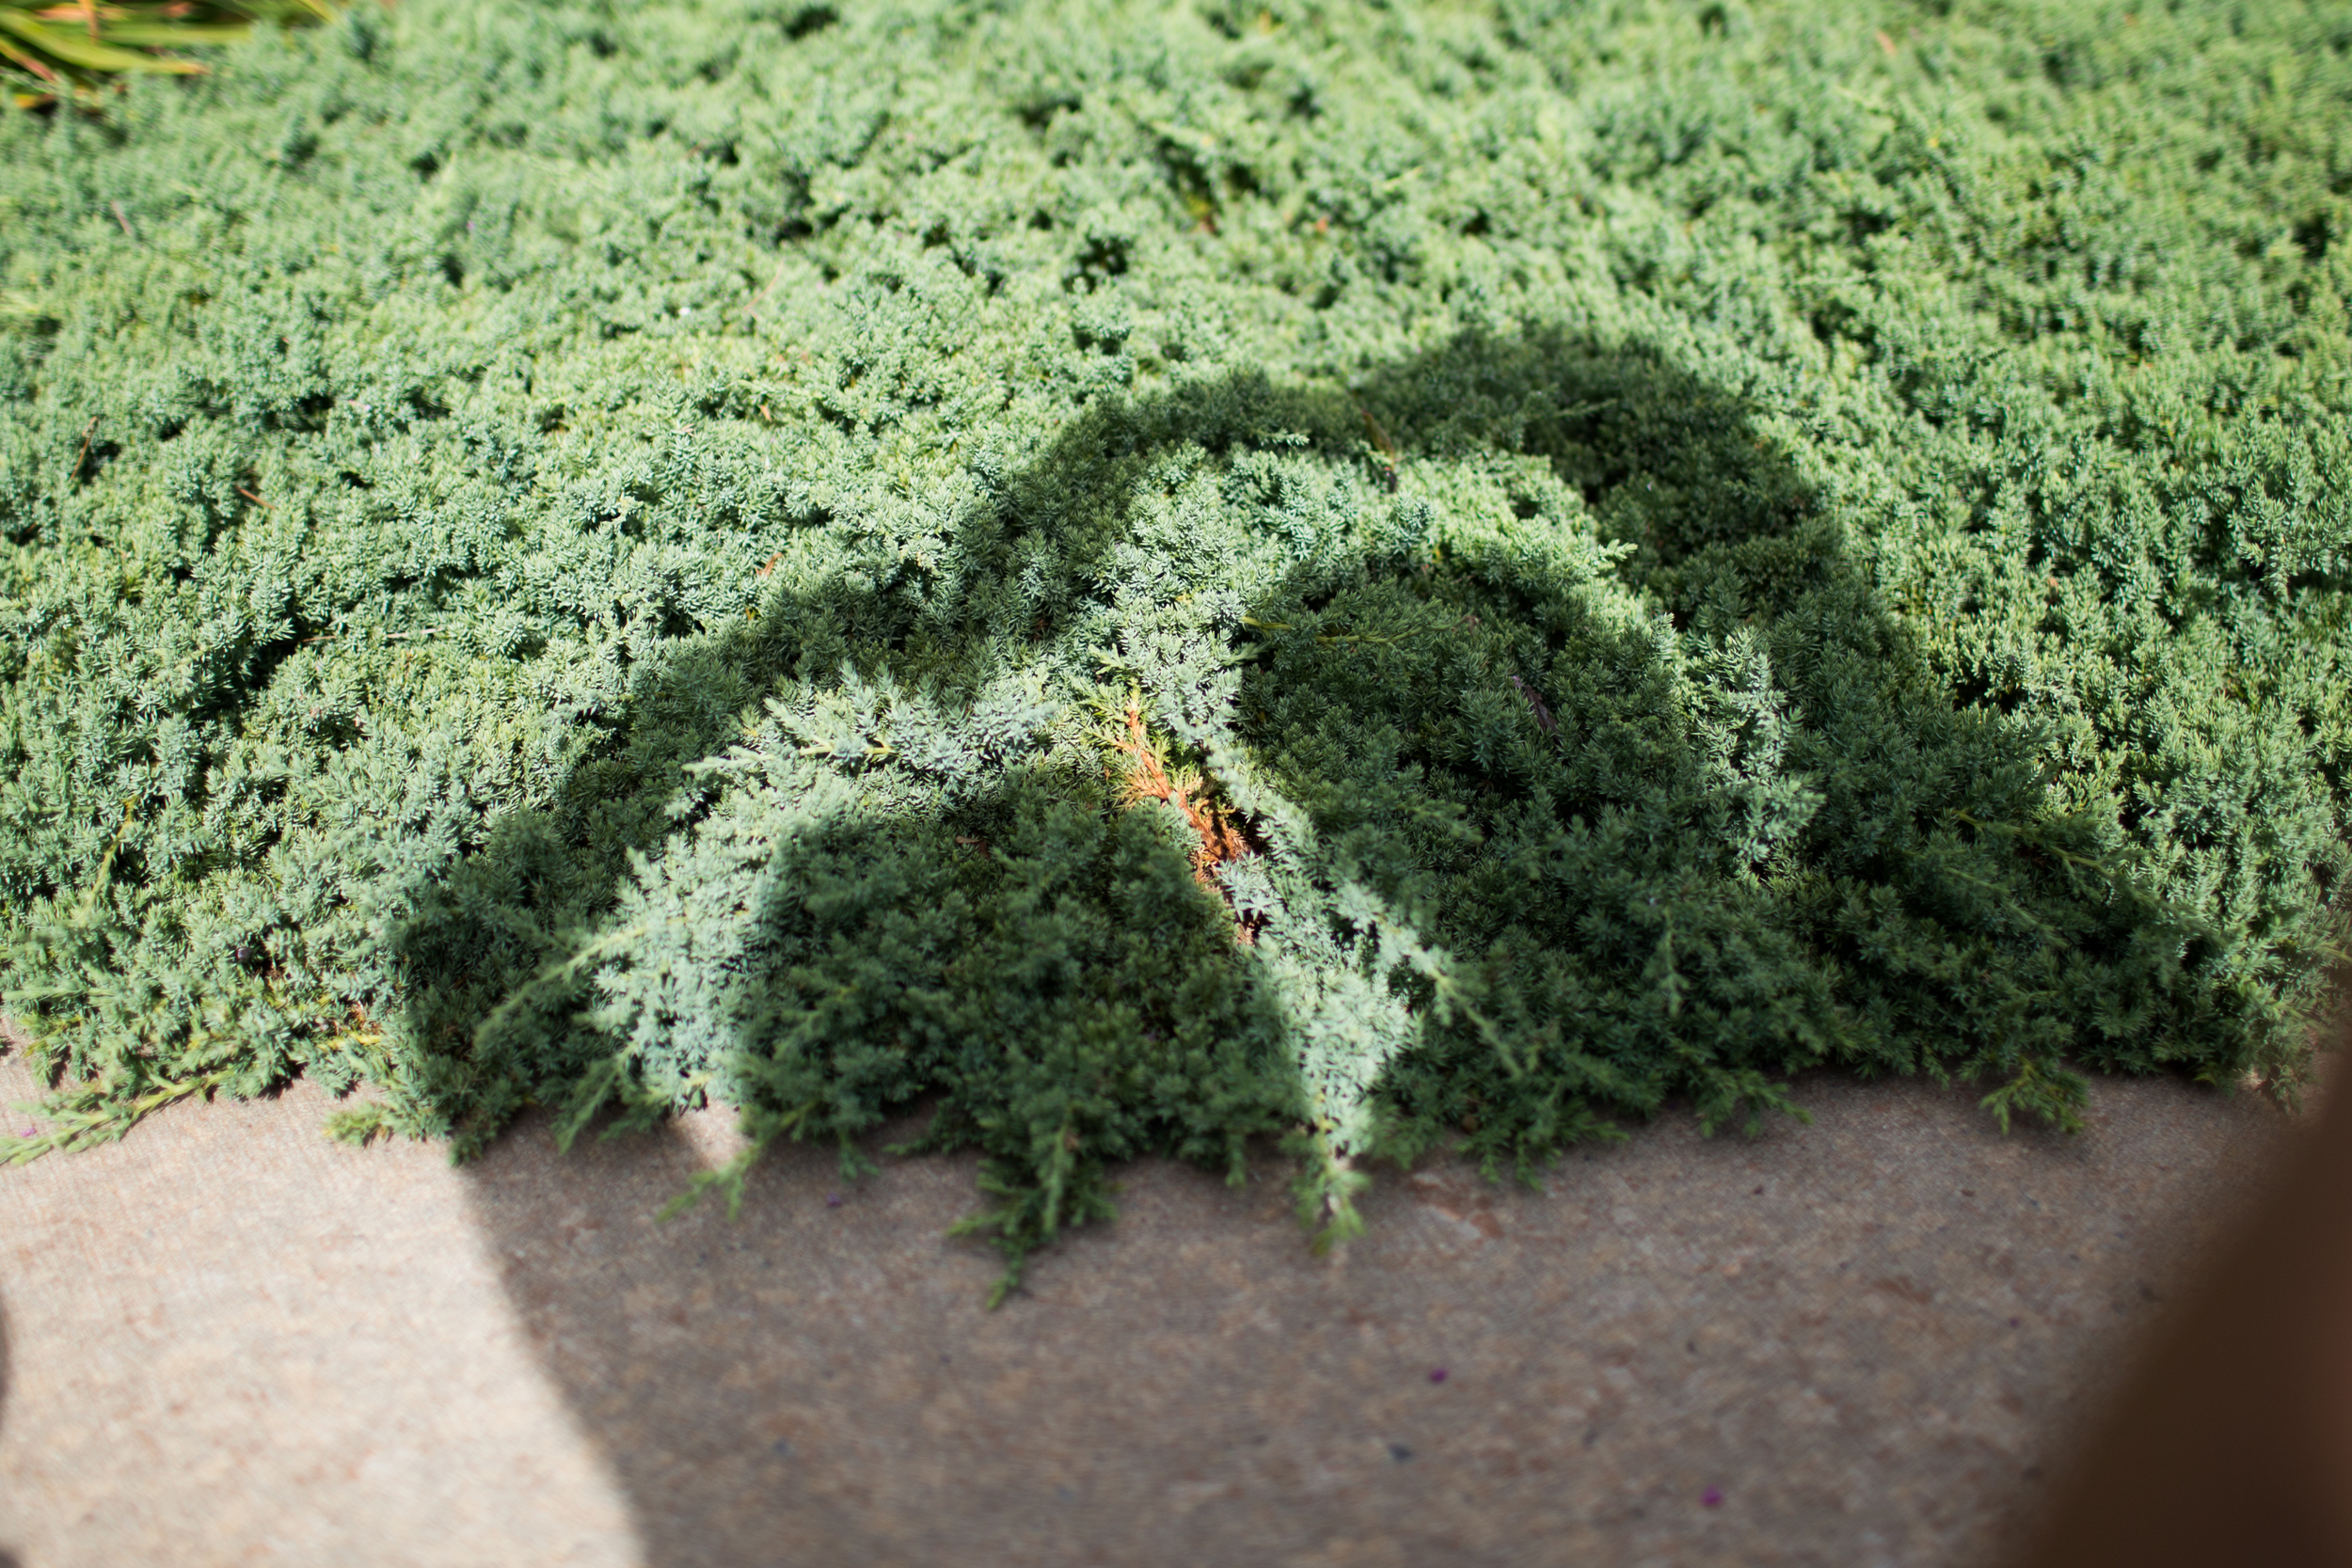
[0,1049,2305,1568]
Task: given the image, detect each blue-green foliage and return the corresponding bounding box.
[3,0,2347,1286]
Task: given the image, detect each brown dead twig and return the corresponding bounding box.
[1111,700,1265,943]
[1356,402,1400,491]
[68,414,99,481]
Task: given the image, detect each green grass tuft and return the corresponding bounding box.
[1,0,338,113]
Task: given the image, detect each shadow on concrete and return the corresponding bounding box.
[453,1068,2298,1568]
[0,1291,17,1568]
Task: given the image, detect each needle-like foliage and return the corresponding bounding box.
[2,0,2346,1294]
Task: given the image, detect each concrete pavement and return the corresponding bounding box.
[0,1052,2304,1567]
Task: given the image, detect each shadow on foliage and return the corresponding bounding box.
[400,323,2217,1236]
[423,324,2217,1565]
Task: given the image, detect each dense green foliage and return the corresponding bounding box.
[4,0,2348,1290]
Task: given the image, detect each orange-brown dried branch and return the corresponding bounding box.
[1112,701,1265,942]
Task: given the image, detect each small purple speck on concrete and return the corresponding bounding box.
[825,1192,843,1208]
[1702,1486,1724,1508]
[2009,1317,2021,1327]
[1428,1368,1448,1384]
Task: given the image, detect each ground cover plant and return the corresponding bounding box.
[3,0,2348,1294]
